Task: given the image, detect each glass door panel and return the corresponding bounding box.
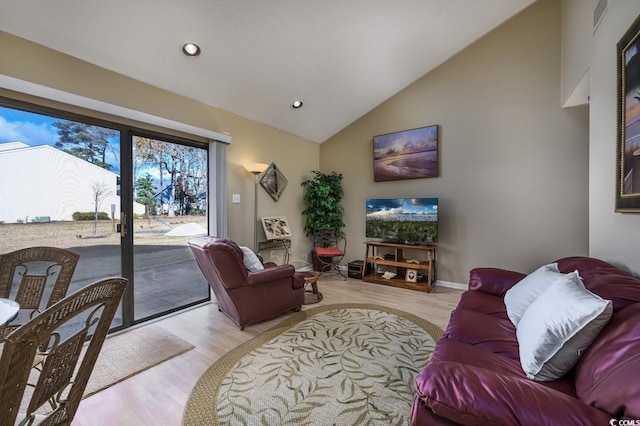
[0,106,124,328]
[131,135,210,321]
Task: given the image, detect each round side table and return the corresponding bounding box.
[302,272,323,305]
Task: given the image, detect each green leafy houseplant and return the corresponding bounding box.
[301,170,344,238]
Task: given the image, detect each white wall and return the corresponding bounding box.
[0,144,121,223]
[570,0,640,274]
[561,0,597,107]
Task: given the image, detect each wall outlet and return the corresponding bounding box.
[232,194,240,203]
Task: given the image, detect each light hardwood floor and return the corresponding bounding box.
[72,276,463,425]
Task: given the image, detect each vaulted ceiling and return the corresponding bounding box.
[0,0,536,143]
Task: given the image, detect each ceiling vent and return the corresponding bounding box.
[593,0,607,32]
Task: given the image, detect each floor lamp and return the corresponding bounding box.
[245,163,269,251]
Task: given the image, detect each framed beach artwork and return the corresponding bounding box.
[616,14,640,212]
[373,125,439,182]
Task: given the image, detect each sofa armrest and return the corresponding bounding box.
[292,272,305,289]
[468,267,526,297]
[416,361,612,426]
[246,264,295,285]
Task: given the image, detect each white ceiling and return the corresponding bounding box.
[0,0,536,143]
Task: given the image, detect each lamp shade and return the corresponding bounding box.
[244,163,269,174]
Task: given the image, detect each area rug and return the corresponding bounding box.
[183,304,443,425]
[84,323,195,398]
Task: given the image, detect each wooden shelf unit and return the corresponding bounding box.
[362,241,437,292]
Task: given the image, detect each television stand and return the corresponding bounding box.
[362,241,436,292]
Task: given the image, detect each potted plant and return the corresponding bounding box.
[301,170,345,271]
[301,170,344,236]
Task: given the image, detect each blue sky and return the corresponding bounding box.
[0,106,208,187]
[0,106,60,146]
[367,197,438,215]
[366,198,438,223]
[0,106,122,173]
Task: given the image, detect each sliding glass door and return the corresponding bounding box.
[0,105,125,327]
[131,134,209,321]
[0,101,211,330]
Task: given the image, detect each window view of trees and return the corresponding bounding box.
[53,121,119,170]
[133,136,208,218]
[131,136,210,321]
[1,105,211,329]
[135,173,157,217]
[49,119,119,236]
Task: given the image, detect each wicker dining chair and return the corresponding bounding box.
[0,246,80,340]
[0,277,127,426]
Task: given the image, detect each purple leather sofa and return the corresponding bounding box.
[188,236,305,330]
[412,256,640,425]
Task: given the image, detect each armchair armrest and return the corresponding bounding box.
[246,264,295,285]
[468,267,526,297]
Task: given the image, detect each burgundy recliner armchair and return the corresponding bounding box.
[188,236,305,330]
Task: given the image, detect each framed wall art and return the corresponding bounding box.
[616,14,640,212]
[373,125,439,182]
[260,162,288,201]
[261,216,292,240]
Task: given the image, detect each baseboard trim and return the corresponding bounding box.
[435,280,467,291]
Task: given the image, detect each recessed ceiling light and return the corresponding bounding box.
[181,42,201,57]
[292,100,303,109]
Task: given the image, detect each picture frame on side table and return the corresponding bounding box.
[615,14,640,212]
[373,125,439,182]
[405,269,418,283]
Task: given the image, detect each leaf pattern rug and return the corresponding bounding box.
[182,303,442,425]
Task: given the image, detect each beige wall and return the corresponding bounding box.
[0,31,319,264]
[5,0,637,283]
[561,0,596,107]
[321,0,590,284]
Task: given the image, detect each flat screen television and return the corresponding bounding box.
[365,198,438,244]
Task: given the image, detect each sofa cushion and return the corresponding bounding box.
[433,327,577,397]
[240,246,264,272]
[415,360,611,426]
[556,256,625,280]
[581,273,640,312]
[456,290,510,320]
[557,256,640,311]
[575,302,640,419]
[504,262,561,326]
[430,338,526,379]
[443,308,519,360]
[468,267,526,297]
[517,271,612,381]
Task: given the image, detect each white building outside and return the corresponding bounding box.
[0,142,144,223]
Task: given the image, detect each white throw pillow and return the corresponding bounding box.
[516,270,612,381]
[504,263,562,326]
[240,246,264,272]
